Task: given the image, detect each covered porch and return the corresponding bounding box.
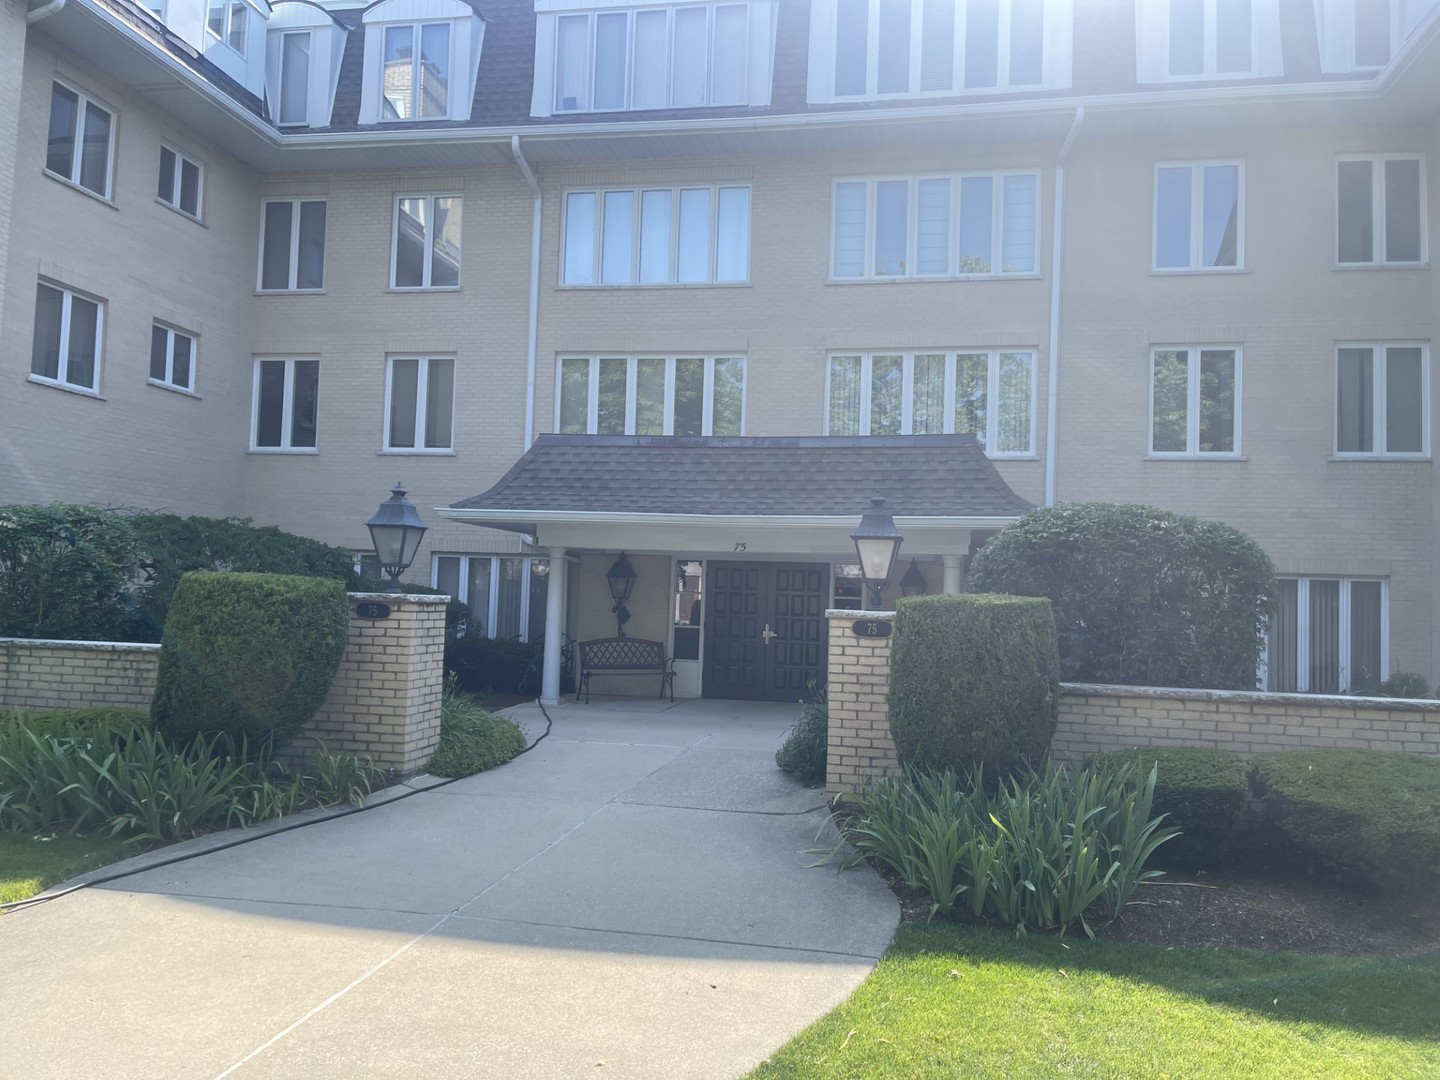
[437,434,1031,706]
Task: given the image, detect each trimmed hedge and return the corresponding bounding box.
[1091,747,1249,871]
[968,503,1276,690]
[1251,749,1440,894]
[446,634,542,696]
[888,594,1059,774]
[151,572,349,749]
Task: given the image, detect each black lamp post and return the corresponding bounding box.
[900,558,928,598]
[366,482,428,593]
[605,552,638,637]
[850,496,904,609]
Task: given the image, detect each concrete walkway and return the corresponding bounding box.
[1,698,898,1079]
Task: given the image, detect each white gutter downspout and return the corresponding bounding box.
[511,135,541,451]
[28,0,66,22]
[1044,107,1085,507]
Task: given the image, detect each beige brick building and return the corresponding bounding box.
[3,0,1439,704]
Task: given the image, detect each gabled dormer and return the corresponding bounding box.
[358,0,486,124]
[266,1,350,128]
[1134,0,1284,83]
[1315,0,1439,72]
[144,0,273,97]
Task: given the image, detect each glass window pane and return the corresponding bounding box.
[1202,165,1239,267]
[79,103,111,196]
[291,360,319,448]
[280,32,311,125]
[1215,0,1251,73]
[677,188,711,283]
[1267,579,1298,692]
[639,189,672,282]
[1151,350,1188,452]
[261,201,293,290]
[527,559,549,645]
[32,284,63,381]
[1385,347,1423,453]
[431,196,461,288]
[297,201,326,289]
[920,0,955,91]
[597,357,627,434]
[672,7,708,107]
[496,558,524,639]
[65,296,98,390]
[1155,167,1192,269]
[394,197,426,288]
[877,0,912,94]
[602,190,635,284]
[870,354,903,435]
[382,25,414,120]
[712,357,744,434]
[997,352,1032,452]
[228,0,246,51]
[1308,580,1341,694]
[208,0,225,38]
[150,325,169,382]
[958,176,993,272]
[1198,349,1236,453]
[1337,347,1374,452]
[635,357,665,434]
[674,357,705,436]
[1349,581,1383,689]
[256,360,286,446]
[425,357,454,449]
[832,182,868,277]
[594,12,628,111]
[47,85,79,179]
[954,352,988,446]
[633,10,668,109]
[172,333,192,389]
[179,159,201,216]
[1001,174,1037,273]
[158,146,176,203]
[555,14,589,111]
[559,358,591,433]
[1384,159,1421,263]
[434,556,460,606]
[711,4,748,105]
[912,353,946,434]
[1169,0,1204,75]
[916,178,950,274]
[1354,0,1391,66]
[835,0,869,96]
[828,355,862,435]
[564,192,597,285]
[389,358,419,448]
[467,557,493,636]
[874,180,908,276]
[1010,0,1045,85]
[1337,161,1374,263]
[964,0,999,88]
[715,187,750,282]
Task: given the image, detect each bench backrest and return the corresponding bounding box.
[579,637,667,669]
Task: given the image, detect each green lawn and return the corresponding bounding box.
[752,922,1440,1079]
[0,832,135,907]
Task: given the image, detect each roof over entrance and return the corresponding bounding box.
[437,435,1032,555]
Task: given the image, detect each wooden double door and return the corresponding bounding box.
[704,562,828,701]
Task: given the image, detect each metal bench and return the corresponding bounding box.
[575,637,676,704]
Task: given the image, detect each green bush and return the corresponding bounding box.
[151,572,349,749]
[428,685,527,778]
[0,504,142,641]
[828,763,1176,936]
[968,503,1276,690]
[1251,749,1440,894]
[776,691,828,785]
[2,707,150,741]
[888,594,1059,775]
[1349,672,1436,700]
[445,633,541,696]
[1091,747,1248,871]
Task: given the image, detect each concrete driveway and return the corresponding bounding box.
[1,698,898,1079]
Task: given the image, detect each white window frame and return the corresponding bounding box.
[257,198,327,293]
[822,349,1038,457]
[30,280,104,395]
[157,144,204,220]
[250,357,320,453]
[555,355,747,435]
[1335,154,1428,267]
[1147,345,1242,458]
[207,0,250,53]
[1152,160,1245,272]
[45,82,116,201]
[1348,0,1401,70]
[560,184,752,287]
[384,356,456,453]
[1333,342,1430,458]
[1266,576,1389,693]
[1162,0,1256,79]
[431,554,549,643]
[390,194,463,290]
[149,322,198,394]
[829,171,1042,281]
[379,20,455,122]
[277,29,313,128]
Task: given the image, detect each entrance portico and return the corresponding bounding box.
[437,434,1031,705]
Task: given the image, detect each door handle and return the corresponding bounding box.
[762,623,779,644]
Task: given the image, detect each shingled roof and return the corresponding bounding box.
[451,435,1033,520]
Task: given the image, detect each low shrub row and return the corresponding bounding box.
[428,684,528,778]
[776,692,829,785]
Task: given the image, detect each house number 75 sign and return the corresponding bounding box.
[852,620,891,638]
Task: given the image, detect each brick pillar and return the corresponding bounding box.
[826,609,901,794]
[299,593,448,778]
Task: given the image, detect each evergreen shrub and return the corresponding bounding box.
[445,634,541,696]
[888,594,1060,775]
[151,572,349,749]
[776,691,829,785]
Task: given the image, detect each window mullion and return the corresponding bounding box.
[166,329,177,384]
[1296,578,1311,692]
[57,292,73,384]
[1187,349,1201,454]
[1338,580,1353,691]
[587,356,600,433]
[487,557,500,638]
[281,360,296,450]
[1372,160,1387,263]
[859,354,873,435]
[288,200,301,290]
[709,183,720,282]
[624,357,638,434]
[422,197,435,288]
[415,358,430,443]
[1374,347,1388,454]
[663,356,676,435]
[1191,167,1205,270]
[987,350,1001,448]
[943,351,957,433]
[701,356,716,435]
[866,181,878,278]
[900,353,914,434]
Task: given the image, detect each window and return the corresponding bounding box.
[433,555,549,641]
[31,281,103,393]
[386,357,455,451]
[1352,0,1395,67]
[831,172,1039,280]
[392,195,461,289]
[1167,0,1252,76]
[1149,347,1239,456]
[207,0,248,52]
[832,564,865,610]
[673,560,704,660]
[825,349,1036,455]
[1266,577,1386,693]
[557,356,745,435]
[46,83,114,199]
[830,0,1054,99]
[149,324,196,393]
[278,31,312,126]
[554,3,751,113]
[1336,156,1425,266]
[251,358,319,450]
[381,22,451,120]
[562,185,750,286]
[1154,162,1242,270]
[157,146,202,219]
[258,199,327,291]
[1335,344,1428,457]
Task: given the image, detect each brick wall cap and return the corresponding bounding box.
[347,592,451,605]
[825,609,896,620]
[1061,682,1439,714]
[0,638,162,652]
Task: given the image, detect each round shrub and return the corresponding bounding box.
[888,594,1059,774]
[775,693,829,785]
[968,502,1276,690]
[151,571,349,749]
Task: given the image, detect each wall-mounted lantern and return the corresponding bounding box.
[605,552,638,637]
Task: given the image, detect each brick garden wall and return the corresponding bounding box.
[0,639,161,712]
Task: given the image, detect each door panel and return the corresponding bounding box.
[705,562,827,701]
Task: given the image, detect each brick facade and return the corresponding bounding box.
[0,638,160,711]
[825,611,901,793]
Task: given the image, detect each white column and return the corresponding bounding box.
[942,554,963,595]
[540,547,569,705]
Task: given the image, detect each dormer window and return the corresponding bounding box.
[277,30,311,126]
[208,0,248,52]
[383,22,451,119]
[1317,0,1420,73]
[1134,0,1282,82]
[357,0,484,125]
